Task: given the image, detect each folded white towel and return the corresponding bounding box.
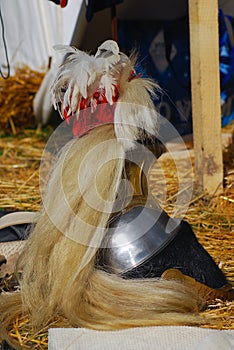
[48,326,234,350]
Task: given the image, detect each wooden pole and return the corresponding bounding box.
[189,0,223,194]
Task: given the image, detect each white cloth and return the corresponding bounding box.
[48,326,234,350]
[0,241,25,260]
[0,0,82,72]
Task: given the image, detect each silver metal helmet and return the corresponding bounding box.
[97,205,180,275]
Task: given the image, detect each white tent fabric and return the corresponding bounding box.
[0,0,82,125]
[0,0,82,72]
[49,326,234,350]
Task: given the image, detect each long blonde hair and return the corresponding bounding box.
[0,124,203,338]
[0,48,205,348]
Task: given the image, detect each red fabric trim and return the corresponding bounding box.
[62,70,136,138]
[60,0,68,8]
[64,85,119,138]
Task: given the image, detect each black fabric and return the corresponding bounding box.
[0,211,30,242]
[122,220,227,289]
[0,340,15,350]
[86,0,123,21]
[48,0,60,4]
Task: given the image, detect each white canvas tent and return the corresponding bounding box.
[0,0,82,73]
[0,0,82,126]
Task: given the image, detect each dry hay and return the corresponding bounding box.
[0,126,233,349]
[0,67,45,134]
[0,128,53,212]
[149,127,234,331]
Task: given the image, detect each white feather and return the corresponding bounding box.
[100,74,116,105]
[51,41,160,150]
[71,82,80,114]
[63,83,72,112]
[95,40,119,55]
[95,40,120,66]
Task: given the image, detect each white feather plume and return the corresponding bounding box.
[50,40,160,151]
[50,41,128,119]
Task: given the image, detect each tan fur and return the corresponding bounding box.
[114,57,160,149]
